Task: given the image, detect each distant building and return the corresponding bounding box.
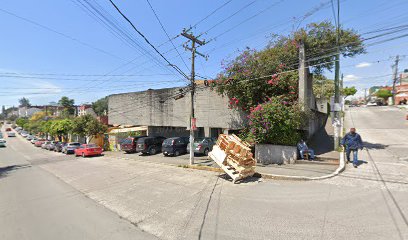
[78,104,97,117]
[18,106,42,118]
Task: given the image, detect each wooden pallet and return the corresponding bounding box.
[209,136,256,184]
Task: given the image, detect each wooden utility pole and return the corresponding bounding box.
[181,29,207,165]
[392,55,400,105]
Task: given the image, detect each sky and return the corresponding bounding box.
[1,0,408,108]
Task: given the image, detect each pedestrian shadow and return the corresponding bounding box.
[0,164,31,179]
[363,142,388,150]
[356,160,368,166]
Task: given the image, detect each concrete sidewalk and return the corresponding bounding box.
[105,151,340,179]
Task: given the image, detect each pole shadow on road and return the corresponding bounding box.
[0,164,31,179]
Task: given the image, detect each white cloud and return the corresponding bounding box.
[355,62,371,68]
[343,74,359,82]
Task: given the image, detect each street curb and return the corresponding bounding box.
[257,151,345,181]
[104,151,346,181]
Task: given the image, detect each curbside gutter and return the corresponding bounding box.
[258,152,345,181]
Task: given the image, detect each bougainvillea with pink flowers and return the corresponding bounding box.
[213,21,364,145]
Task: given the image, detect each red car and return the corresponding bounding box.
[74,144,103,157]
[34,139,46,147]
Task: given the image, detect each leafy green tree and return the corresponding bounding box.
[375,89,392,101]
[213,21,364,144]
[18,97,31,107]
[92,97,108,116]
[50,119,73,141]
[16,118,30,130]
[313,76,335,99]
[215,21,364,112]
[343,86,357,98]
[58,96,76,117]
[72,114,107,143]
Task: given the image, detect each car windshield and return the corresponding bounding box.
[122,138,133,144]
[194,138,205,143]
[69,143,80,146]
[87,144,98,148]
[163,139,175,145]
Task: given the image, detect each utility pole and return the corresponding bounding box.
[333,0,341,150]
[364,88,367,104]
[181,29,207,165]
[392,55,400,105]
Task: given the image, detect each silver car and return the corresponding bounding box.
[62,142,81,154]
[186,137,215,156]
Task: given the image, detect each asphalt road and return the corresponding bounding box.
[0,129,157,239]
[0,106,407,240]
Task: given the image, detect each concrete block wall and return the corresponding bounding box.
[108,87,246,130]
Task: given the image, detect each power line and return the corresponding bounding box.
[145,0,190,72]
[108,0,189,80]
[0,7,126,61]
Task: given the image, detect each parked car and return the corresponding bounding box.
[186,137,215,156]
[41,141,51,149]
[136,136,166,155]
[31,137,38,144]
[62,142,81,154]
[5,128,12,132]
[54,142,67,152]
[0,139,6,147]
[74,144,103,157]
[162,137,189,156]
[120,135,148,153]
[21,131,29,137]
[34,139,46,147]
[26,135,34,141]
[7,132,16,137]
[47,141,58,151]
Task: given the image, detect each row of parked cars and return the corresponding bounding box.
[15,127,103,157]
[120,136,217,156]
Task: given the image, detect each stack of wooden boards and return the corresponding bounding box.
[209,134,256,183]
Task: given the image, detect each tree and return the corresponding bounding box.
[92,97,108,116]
[16,118,29,128]
[343,86,357,98]
[50,119,73,141]
[18,97,31,107]
[215,21,364,112]
[313,76,335,99]
[58,96,75,117]
[213,21,365,144]
[375,89,392,102]
[72,114,107,143]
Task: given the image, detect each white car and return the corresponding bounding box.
[366,102,377,106]
[0,139,6,147]
[7,132,16,137]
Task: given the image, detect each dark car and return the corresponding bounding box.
[54,142,67,152]
[120,136,147,153]
[162,137,189,156]
[136,136,166,155]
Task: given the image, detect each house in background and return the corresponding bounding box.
[77,104,97,117]
[18,106,43,118]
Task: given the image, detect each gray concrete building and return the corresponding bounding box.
[108,86,246,138]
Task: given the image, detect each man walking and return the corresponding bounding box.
[341,128,363,168]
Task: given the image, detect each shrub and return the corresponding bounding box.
[246,97,304,146]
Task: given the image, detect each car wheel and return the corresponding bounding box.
[149,147,157,155]
[82,153,86,158]
[204,148,209,156]
[175,150,180,156]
